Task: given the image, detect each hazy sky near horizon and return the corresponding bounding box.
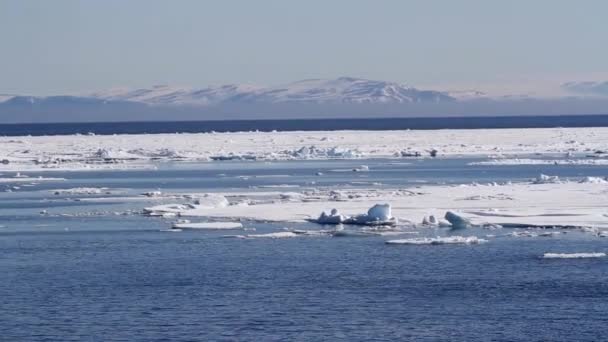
[1,0,607,95]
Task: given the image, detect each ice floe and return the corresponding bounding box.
[386,236,487,245]
[172,222,243,230]
[542,253,606,259]
[3,127,608,171]
[230,231,300,239]
[51,187,111,195]
[471,158,608,166]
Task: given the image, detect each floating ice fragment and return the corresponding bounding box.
[232,232,300,239]
[172,222,243,230]
[386,236,486,245]
[542,253,606,259]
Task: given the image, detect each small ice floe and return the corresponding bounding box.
[313,204,397,226]
[172,222,243,230]
[542,253,606,259]
[352,165,369,172]
[51,187,110,195]
[532,174,562,184]
[510,231,538,238]
[230,232,300,239]
[386,236,486,245]
[444,211,472,229]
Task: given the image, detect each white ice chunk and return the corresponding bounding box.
[532,174,562,184]
[366,203,392,221]
[579,176,608,184]
[317,208,347,224]
[444,211,471,229]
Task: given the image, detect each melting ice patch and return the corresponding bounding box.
[542,253,606,259]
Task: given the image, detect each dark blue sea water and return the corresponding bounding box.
[1,114,608,136]
[2,159,608,341]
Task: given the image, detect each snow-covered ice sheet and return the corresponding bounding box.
[145,180,608,229]
[3,127,608,171]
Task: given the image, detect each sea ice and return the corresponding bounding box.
[532,174,562,184]
[231,231,300,239]
[172,222,243,230]
[386,236,487,245]
[542,253,606,259]
[578,176,608,184]
[313,204,396,226]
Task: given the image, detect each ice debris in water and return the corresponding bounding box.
[172,222,243,230]
[386,236,486,245]
[542,253,606,259]
[314,204,396,226]
[532,174,562,184]
[232,232,300,239]
[578,176,608,184]
[289,146,362,159]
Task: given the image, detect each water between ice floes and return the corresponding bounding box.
[2,158,608,341]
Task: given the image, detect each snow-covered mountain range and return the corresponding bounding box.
[1,77,607,123]
[0,77,455,107]
[88,77,454,106]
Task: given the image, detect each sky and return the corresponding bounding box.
[1,0,608,95]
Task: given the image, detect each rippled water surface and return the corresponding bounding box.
[2,159,608,341]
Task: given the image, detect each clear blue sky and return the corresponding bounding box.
[1,0,607,95]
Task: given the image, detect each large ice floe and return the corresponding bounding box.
[137,176,608,231]
[3,127,608,171]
